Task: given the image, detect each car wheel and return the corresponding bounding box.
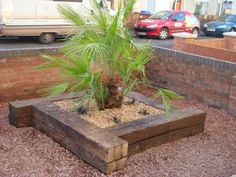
[192,28,199,38]
[39,33,55,44]
[229,28,236,32]
[159,28,169,40]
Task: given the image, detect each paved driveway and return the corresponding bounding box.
[0,33,218,51]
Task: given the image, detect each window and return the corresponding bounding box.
[149,11,173,20]
[194,1,209,15]
[173,12,185,21]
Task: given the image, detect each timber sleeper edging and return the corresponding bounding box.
[8,92,206,174]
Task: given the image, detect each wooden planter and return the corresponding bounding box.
[8,92,206,174]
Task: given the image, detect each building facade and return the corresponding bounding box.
[112,0,174,14]
[183,0,236,15]
[111,0,236,15]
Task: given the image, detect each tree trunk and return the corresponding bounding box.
[96,81,123,110]
[104,82,123,109]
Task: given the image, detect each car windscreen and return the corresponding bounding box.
[216,14,230,22]
[149,11,173,20]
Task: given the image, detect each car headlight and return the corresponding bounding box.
[203,24,208,28]
[147,24,158,28]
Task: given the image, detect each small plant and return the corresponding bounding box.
[154,88,184,112]
[37,0,182,112]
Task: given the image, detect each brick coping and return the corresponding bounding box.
[0,47,60,58]
[1,45,236,70]
[151,45,236,70]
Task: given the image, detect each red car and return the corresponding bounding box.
[134,10,200,39]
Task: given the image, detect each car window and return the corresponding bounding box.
[191,15,199,24]
[149,11,173,20]
[216,14,230,22]
[226,15,236,22]
[173,12,185,21]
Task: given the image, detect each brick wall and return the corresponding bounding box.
[0,46,235,118]
[0,56,62,102]
[146,47,236,117]
[173,37,236,62]
[188,38,226,48]
[228,76,236,117]
[225,36,236,51]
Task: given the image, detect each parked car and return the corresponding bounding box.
[202,14,236,36]
[134,10,200,40]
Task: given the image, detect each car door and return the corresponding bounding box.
[170,12,186,33]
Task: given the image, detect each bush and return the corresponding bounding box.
[38,0,182,111]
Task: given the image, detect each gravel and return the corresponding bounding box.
[0,97,236,177]
[54,97,163,128]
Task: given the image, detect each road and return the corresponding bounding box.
[0,33,217,51]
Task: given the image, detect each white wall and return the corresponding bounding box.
[155,1,172,12]
[183,0,236,15]
[232,1,236,13]
[133,0,147,12]
[133,0,172,13]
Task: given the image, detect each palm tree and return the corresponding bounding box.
[38,0,181,111]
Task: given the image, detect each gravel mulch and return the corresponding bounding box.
[0,97,236,177]
[54,97,163,128]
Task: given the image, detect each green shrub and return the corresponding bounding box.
[37,0,182,111]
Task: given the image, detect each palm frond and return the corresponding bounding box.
[123,0,136,23]
[57,5,86,26]
[154,89,184,112]
[37,0,181,112]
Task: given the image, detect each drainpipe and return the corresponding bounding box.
[174,0,177,10]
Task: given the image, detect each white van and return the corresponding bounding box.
[0,0,113,44]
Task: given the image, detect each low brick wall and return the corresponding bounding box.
[173,37,236,62]
[0,49,62,102]
[228,76,236,117]
[1,46,236,117]
[146,47,236,117]
[225,36,236,51]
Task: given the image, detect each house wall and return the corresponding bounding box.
[232,1,236,13]
[114,0,173,13]
[183,0,236,15]
[183,0,221,15]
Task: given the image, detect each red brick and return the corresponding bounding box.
[0,55,63,102]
